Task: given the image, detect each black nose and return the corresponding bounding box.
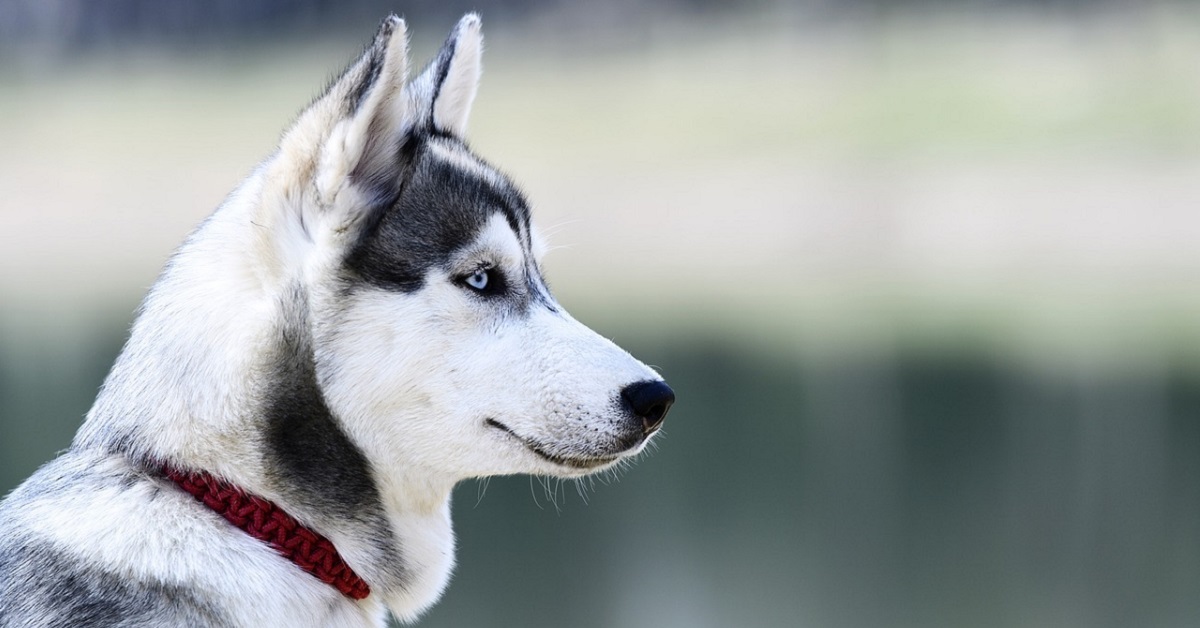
[621,380,675,434]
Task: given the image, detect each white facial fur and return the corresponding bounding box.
[312,212,662,488]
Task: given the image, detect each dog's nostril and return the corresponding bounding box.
[621,380,675,434]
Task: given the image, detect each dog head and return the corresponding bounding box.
[255,15,673,484]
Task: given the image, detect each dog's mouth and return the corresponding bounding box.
[485,419,623,470]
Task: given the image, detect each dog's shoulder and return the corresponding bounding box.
[0,535,230,627]
[0,452,232,627]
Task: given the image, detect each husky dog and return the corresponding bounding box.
[0,14,673,627]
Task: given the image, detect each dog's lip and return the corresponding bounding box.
[485,418,622,470]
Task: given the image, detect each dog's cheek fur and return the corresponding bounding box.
[314,199,662,481]
[313,268,660,481]
[313,286,467,472]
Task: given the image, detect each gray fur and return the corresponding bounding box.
[0,13,671,627]
[0,454,231,627]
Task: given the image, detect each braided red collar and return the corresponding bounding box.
[163,465,371,600]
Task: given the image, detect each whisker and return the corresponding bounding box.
[473,477,491,508]
[528,476,545,510]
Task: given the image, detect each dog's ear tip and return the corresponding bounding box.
[380,13,405,30]
[447,13,482,45]
[376,14,408,45]
[459,13,482,31]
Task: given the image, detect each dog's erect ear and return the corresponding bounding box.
[312,15,409,217]
[409,14,483,137]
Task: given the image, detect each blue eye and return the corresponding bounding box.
[464,268,490,291]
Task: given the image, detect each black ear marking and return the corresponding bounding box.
[427,35,458,128]
[330,15,402,118]
[345,41,385,117]
[418,13,482,136]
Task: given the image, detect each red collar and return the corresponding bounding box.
[163,465,371,600]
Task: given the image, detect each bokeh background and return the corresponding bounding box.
[3,1,1200,627]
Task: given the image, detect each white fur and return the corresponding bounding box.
[6,14,666,627]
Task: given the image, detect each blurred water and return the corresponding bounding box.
[2,313,1197,628]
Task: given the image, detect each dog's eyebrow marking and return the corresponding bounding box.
[426,138,509,193]
[460,212,559,314]
[425,136,534,246]
[465,212,525,265]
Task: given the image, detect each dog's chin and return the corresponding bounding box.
[485,419,639,476]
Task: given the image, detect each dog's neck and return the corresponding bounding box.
[162,464,372,599]
[83,373,459,621]
[73,189,461,620]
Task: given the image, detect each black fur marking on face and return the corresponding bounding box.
[265,292,380,515]
[261,288,406,586]
[0,537,230,626]
[343,135,534,295]
[526,265,559,312]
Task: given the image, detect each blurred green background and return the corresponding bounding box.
[3,1,1200,626]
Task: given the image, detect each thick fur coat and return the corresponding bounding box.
[0,15,673,627]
